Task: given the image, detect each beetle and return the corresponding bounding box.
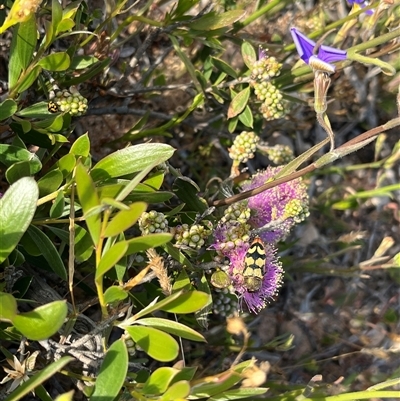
[243,237,266,292]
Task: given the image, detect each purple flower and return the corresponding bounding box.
[228,242,283,313]
[290,27,347,74]
[242,167,309,244]
[348,0,374,15]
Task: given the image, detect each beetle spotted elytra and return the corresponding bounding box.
[243,237,266,292]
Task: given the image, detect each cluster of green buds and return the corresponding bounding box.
[49,86,88,116]
[228,131,260,165]
[262,144,294,165]
[174,221,213,251]
[258,83,286,121]
[251,48,286,121]
[283,199,310,224]
[220,201,252,226]
[138,211,169,235]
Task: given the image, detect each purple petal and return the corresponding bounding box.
[290,27,315,64]
[258,46,267,60]
[317,45,347,63]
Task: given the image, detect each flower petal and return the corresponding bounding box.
[317,45,347,64]
[290,27,315,64]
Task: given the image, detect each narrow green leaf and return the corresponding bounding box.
[50,191,65,218]
[3,357,73,401]
[211,57,237,78]
[91,143,175,182]
[75,163,101,245]
[169,35,202,93]
[74,225,94,262]
[38,52,70,71]
[90,339,128,401]
[126,233,172,255]
[238,105,254,128]
[0,99,18,120]
[159,291,210,314]
[137,318,206,342]
[57,154,76,177]
[0,177,38,263]
[125,326,179,362]
[189,10,245,30]
[0,292,18,321]
[241,41,257,69]
[96,241,128,279]
[15,65,42,94]
[227,86,250,119]
[104,202,147,238]
[51,0,63,34]
[13,300,68,341]
[208,387,268,400]
[163,243,193,269]
[15,17,37,72]
[26,225,67,280]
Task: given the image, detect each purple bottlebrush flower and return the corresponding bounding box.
[290,27,347,74]
[348,0,374,15]
[258,46,267,60]
[242,167,310,244]
[228,241,283,314]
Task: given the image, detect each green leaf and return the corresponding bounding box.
[189,10,245,30]
[0,292,18,321]
[26,225,67,280]
[70,55,99,69]
[104,202,147,238]
[163,243,193,269]
[238,105,253,128]
[0,99,18,120]
[172,176,207,213]
[142,367,180,395]
[159,291,210,314]
[90,339,128,401]
[211,57,237,78]
[57,153,76,178]
[169,35,202,93]
[208,387,268,400]
[50,190,65,218]
[16,65,42,94]
[91,143,175,182]
[96,241,128,279]
[0,177,38,264]
[241,41,257,69]
[161,381,191,400]
[70,132,90,157]
[126,233,172,255]
[104,286,128,305]
[51,0,63,32]
[38,169,64,197]
[190,360,253,398]
[137,318,206,342]
[74,225,94,262]
[3,357,73,401]
[0,144,42,173]
[5,160,32,183]
[125,326,179,362]
[14,17,37,74]
[75,163,101,245]
[195,273,212,329]
[13,300,68,341]
[227,86,250,119]
[38,52,70,71]
[56,18,75,34]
